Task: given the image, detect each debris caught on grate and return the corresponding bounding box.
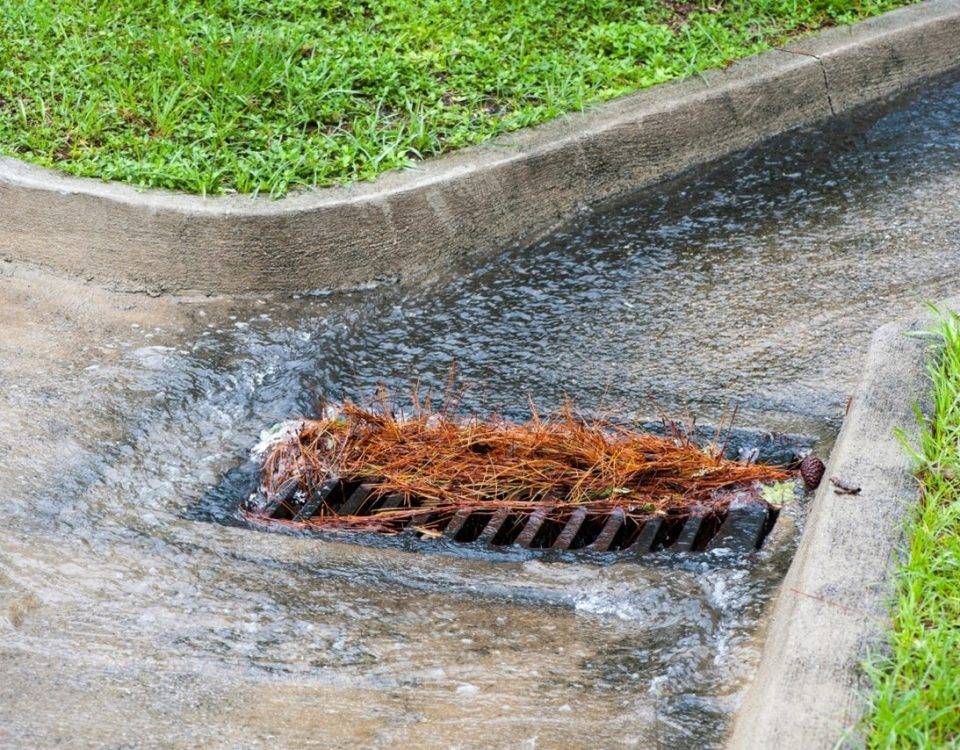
[235,401,803,557]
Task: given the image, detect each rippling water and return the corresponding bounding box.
[3,75,960,747]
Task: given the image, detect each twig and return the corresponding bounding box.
[830,477,861,495]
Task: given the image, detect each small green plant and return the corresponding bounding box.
[0,0,914,196]
[866,307,960,747]
[761,480,797,508]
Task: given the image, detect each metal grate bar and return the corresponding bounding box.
[377,493,406,511]
[337,483,377,516]
[587,508,625,552]
[292,478,340,521]
[629,517,663,553]
[443,509,473,539]
[514,507,550,548]
[670,515,705,552]
[706,503,771,553]
[262,477,299,518]
[477,508,511,544]
[552,507,588,550]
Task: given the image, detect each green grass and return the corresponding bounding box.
[866,310,960,748]
[0,0,912,196]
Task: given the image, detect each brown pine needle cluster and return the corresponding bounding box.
[254,402,792,534]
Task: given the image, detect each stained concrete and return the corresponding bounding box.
[4,78,960,744]
[727,309,941,748]
[0,1,958,293]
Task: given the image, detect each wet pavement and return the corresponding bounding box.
[2,75,960,747]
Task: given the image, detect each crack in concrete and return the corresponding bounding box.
[778,48,837,117]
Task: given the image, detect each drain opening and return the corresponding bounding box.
[241,473,781,556]
[198,402,818,561]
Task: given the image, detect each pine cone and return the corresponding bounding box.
[799,455,826,491]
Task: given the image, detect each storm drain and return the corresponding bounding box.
[246,477,778,556]
[193,414,815,562]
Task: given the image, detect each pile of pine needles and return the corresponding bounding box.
[253,401,792,534]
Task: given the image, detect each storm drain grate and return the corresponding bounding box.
[246,478,778,556]
[190,418,815,562]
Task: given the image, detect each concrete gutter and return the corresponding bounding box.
[1,1,959,294]
[726,308,938,748]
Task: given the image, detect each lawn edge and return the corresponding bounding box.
[1,0,959,294]
[725,308,939,749]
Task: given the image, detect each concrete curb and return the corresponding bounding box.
[726,310,937,749]
[2,1,959,293]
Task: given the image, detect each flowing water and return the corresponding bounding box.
[3,75,960,748]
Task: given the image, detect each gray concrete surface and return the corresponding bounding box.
[727,309,941,748]
[1,0,958,294]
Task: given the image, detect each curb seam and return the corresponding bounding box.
[777,48,838,116]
